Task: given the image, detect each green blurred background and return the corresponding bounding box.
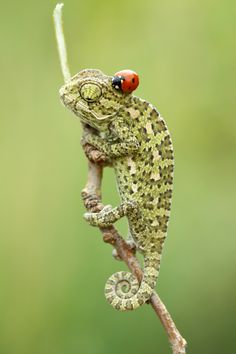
[0,0,236,353]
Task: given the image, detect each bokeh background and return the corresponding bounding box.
[0,0,236,353]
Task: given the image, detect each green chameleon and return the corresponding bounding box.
[59,68,174,311]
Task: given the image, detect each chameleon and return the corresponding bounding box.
[59,68,174,311]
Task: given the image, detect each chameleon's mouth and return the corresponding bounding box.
[74,102,118,123]
[76,101,118,121]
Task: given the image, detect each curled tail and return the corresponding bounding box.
[105,252,161,311]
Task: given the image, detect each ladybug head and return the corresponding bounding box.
[112,69,139,94]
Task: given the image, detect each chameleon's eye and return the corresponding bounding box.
[112,70,139,94]
[80,83,102,102]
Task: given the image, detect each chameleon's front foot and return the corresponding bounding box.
[81,140,111,165]
[81,129,112,165]
[83,144,107,164]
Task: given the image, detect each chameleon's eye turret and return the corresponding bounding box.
[80,83,102,102]
[112,70,139,94]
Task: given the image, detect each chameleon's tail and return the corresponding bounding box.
[105,251,161,311]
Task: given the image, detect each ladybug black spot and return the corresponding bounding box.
[112,76,123,90]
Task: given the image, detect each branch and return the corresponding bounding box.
[53,3,71,83]
[81,151,187,354]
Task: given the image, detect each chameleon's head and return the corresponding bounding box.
[59,69,137,131]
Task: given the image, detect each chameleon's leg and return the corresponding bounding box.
[82,131,139,158]
[84,201,138,227]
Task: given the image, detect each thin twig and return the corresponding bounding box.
[53,4,187,353]
[53,3,71,83]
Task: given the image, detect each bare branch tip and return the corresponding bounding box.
[53,3,64,15]
[53,2,71,83]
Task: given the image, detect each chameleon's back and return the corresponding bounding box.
[113,96,174,254]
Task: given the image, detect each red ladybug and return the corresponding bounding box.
[112,70,139,94]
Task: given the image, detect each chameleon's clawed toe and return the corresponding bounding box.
[83,212,94,222]
[83,211,99,226]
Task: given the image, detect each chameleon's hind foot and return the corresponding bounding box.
[84,200,138,227]
[84,205,112,227]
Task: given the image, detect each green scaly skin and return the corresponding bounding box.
[59,69,174,311]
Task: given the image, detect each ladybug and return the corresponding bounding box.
[112,69,139,94]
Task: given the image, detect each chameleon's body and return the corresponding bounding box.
[59,69,174,311]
